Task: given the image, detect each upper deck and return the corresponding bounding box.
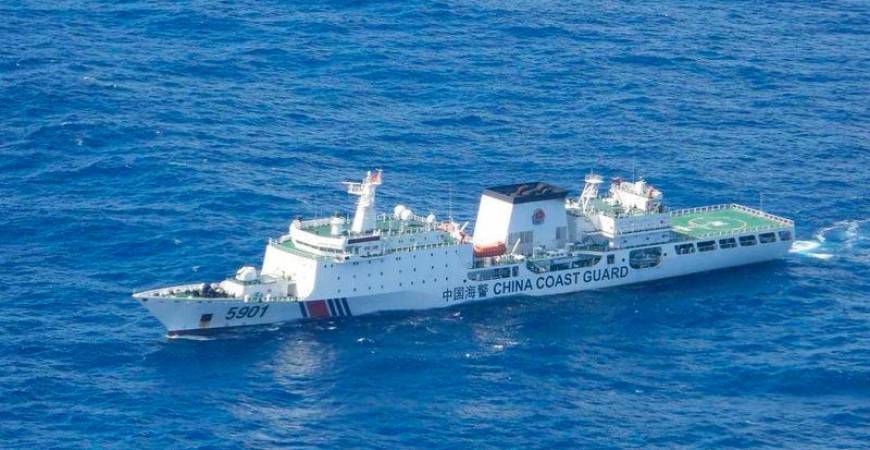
[669,204,793,239]
[279,213,465,261]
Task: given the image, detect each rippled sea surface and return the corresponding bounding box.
[2,0,869,448]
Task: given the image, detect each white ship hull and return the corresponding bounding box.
[138,239,791,336]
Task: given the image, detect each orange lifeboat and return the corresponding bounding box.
[473,242,506,258]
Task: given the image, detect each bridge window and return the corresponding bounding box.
[607,254,615,265]
[739,235,757,246]
[675,243,695,255]
[719,238,737,249]
[778,230,792,241]
[759,232,777,244]
[697,241,716,252]
[629,247,662,269]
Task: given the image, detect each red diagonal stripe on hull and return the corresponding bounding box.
[307,300,329,318]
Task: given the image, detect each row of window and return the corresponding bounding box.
[334,262,454,280]
[322,248,462,268]
[675,230,791,255]
[334,275,456,294]
[318,247,465,294]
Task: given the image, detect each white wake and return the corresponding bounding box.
[791,219,868,262]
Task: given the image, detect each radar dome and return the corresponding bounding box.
[235,266,258,282]
[330,216,346,236]
[399,208,414,221]
[393,205,407,219]
[426,213,436,223]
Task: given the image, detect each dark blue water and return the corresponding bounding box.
[2,1,869,448]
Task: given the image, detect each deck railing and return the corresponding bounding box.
[730,203,795,226]
[668,203,731,216]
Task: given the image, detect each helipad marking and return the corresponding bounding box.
[686,216,748,232]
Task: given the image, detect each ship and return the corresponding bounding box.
[134,170,794,336]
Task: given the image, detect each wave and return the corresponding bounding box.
[815,219,864,245]
[790,241,833,260]
[791,219,869,262]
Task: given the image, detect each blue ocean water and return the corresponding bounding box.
[2,0,869,447]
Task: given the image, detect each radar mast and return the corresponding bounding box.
[344,169,382,234]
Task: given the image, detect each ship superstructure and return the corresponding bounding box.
[134,170,794,336]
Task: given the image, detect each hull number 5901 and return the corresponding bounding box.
[226,305,269,320]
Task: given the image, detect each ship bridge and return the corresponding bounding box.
[273,170,467,261]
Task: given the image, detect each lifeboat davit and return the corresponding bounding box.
[473,242,506,258]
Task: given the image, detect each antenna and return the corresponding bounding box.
[632,158,637,182]
[448,184,453,222]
